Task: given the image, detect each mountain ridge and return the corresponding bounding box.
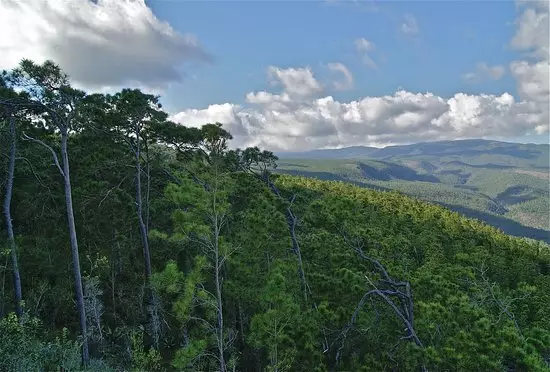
[277,139,550,167]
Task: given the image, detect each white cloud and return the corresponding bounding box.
[2,0,545,151]
[355,38,375,52]
[510,0,549,60]
[267,66,323,98]
[0,0,211,92]
[462,62,506,83]
[509,0,549,134]
[327,62,354,91]
[169,1,548,152]
[170,89,546,151]
[401,14,419,36]
[510,60,549,104]
[354,38,378,69]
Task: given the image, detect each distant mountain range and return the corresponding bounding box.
[274,139,549,243]
[277,139,549,168]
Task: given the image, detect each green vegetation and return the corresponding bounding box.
[1,59,550,371]
[276,150,550,239]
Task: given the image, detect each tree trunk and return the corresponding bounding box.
[60,131,89,366]
[134,129,152,280]
[3,114,22,317]
[266,180,310,302]
[214,208,226,372]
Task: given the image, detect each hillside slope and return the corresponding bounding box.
[259,174,550,371]
[276,140,550,242]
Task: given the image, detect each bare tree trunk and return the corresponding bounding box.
[134,128,152,280]
[214,205,226,372]
[3,114,22,317]
[60,130,89,366]
[145,140,151,235]
[266,180,310,302]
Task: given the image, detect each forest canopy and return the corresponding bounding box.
[1,60,549,371]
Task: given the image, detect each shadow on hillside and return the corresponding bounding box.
[437,169,471,184]
[441,161,516,169]
[357,162,440,183]
[438,203,550,243]
[454,184,479,191]
[462,147,540,159]
[496,185,538,206]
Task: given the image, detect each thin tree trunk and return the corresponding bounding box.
[135,129,152,280]
[61,131,89,366]
[214,217,226,372]
[212,171,226,372]
[3,115,22,317]
[266,180,310,302]
[145,140,151,235]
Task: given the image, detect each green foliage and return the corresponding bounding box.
[129,330,163,371]
[2,59,549,371]
[0,313,44,371]
[0,312,90,371]
[248,264,301,371]
[153,257,208,325]
[276,155,550,239]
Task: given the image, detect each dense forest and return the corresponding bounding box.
[275,146,550,240]
[1,60,550,371]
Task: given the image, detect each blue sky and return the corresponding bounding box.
[1,0,547,150]
[149,0,520,111]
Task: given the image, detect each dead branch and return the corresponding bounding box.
[21,132,65,177]
[335,232,424,368]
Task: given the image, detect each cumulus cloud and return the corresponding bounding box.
[327,62,354,91]
[510,60,549,104]
[3,0,544,151]
[267,66,324,98]
[510,0,549,60]
[170,89,546,151]
[169,1,548,152]
[354,38,378,69]
[400,14,419,36]
[169,0,548,152]
[164,1,548,152]
[0,0,211,92]
[462,63,506,83]
[509,0,549,134]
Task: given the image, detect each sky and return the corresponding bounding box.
[0,0,548,151]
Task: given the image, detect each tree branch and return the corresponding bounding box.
[21,132,64,177]
[334,231,425,368]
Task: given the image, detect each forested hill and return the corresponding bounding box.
[1,60,550,371]
[275,141,550,243]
